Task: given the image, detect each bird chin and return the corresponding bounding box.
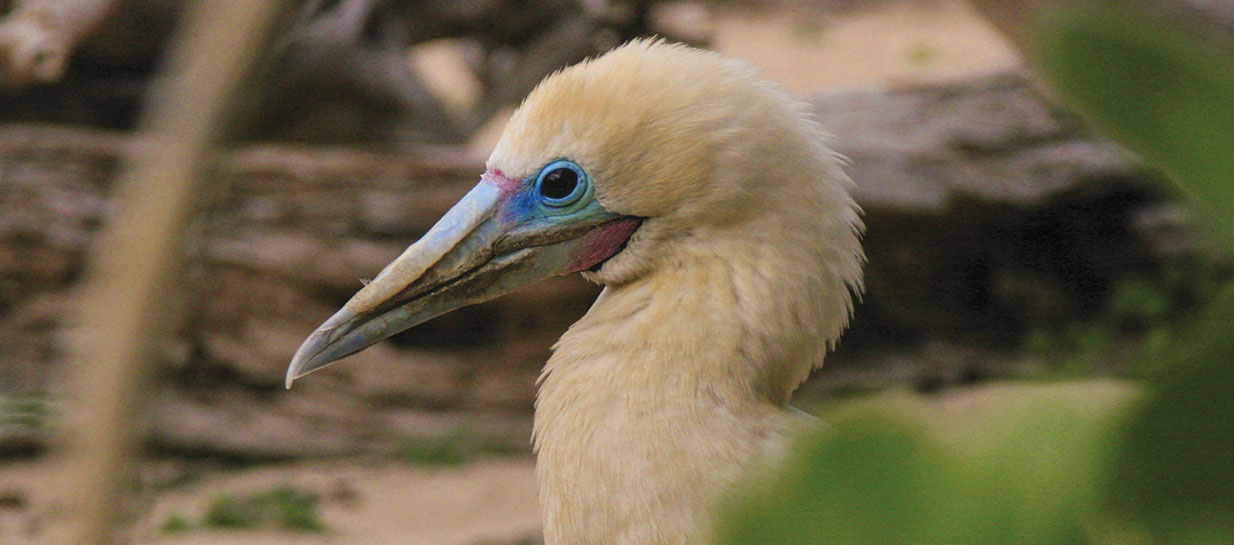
[581,220,658,287]
[580,217,643,273]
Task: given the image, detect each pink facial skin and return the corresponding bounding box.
[568,217,642,273]
[484,169,522,195]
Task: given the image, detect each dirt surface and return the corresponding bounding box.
[711,0,1018,92]
[0,458,541,545]
[135,459,541,545]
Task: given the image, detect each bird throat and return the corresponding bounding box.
[533,262,800,545]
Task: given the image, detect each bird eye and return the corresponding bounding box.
[535,160,587,207]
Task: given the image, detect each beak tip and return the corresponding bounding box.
[285,350,310,389]
[284,330,327,390]
[285,307,359,390]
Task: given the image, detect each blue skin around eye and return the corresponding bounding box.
[503,180,541,223]
[505,161,587,220]
[500,161,616,233]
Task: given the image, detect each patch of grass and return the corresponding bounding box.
[165,485,326,533]
[396,434,468,466]
[395,428,528,467]
[0,392,54,431]
[473,535,543,545]
[159,513,192,533]
[1023,258,1231,377]
[474,434,526,457]
[203,493,258,529]
[260,486,326,532]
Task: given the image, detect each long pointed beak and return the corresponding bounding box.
[286,175,639,387]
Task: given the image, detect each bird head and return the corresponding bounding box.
[286,39,862,386]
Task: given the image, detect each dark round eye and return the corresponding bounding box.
[541,168,577,199]
[535,160,587,206]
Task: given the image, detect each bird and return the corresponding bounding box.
[286,39,864,545]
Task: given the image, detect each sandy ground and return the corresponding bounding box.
[1,2,1031,544]
[710,0,1017,92]
[1,458,541,545]
[132,459,541,545]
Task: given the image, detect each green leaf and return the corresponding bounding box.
[714,414,962,545]
[1104,286,1234,539]
[1036,7,1234,242]
[715,388,1125,545]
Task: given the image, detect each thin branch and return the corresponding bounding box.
[53,1,287,543]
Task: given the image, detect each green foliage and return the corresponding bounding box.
[1024,258,1229,377]
[163,485,326,533]
[208,485,325,532]
[1034,7,1234,539]
[474,535,544,545]
[1103,286,1234,541]
[159,513,191,533]
[1037,5,1234,239]
[718,416,959,545]
[1024,321,1113,377]
[1105,275,1172,329]
[716,386,1122,545]
[396,434,468,466]
[1106,259,1227,331]
[0,392,53,431]
[717,4,1234,544]
[203,493,260,528]
[395,428,527,467]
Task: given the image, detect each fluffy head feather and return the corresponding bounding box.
[490,38,862,341]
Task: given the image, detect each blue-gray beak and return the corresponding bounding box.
[285,172,639,387]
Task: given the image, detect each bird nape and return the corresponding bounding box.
[286,39,864,545]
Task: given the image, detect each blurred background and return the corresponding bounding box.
[0,0,1230,543]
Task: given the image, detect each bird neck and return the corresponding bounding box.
[533,232,841,545]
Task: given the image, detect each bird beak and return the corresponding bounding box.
[285,173,640,387]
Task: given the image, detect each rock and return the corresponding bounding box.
[812,69,1176,355]
[815,70,1141,212]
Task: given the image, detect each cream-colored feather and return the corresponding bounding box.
[488,39,864,545]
